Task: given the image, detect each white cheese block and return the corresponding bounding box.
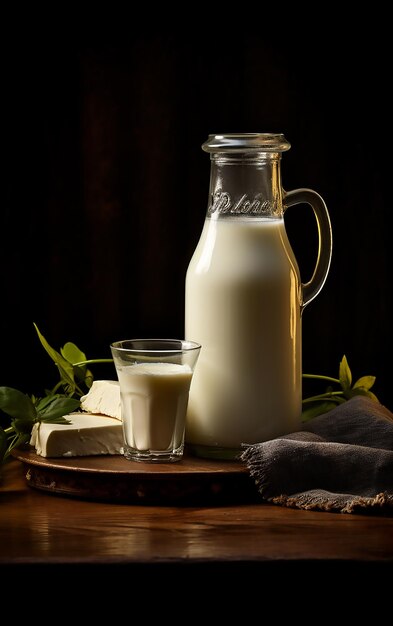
[80,380,121,420]
[30,413,124,457]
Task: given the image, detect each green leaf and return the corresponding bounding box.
[301,400,339,421]
[44,416,73,424]
[34,394,59,412]
[84,369,93,389]
[37,396,80,422]
[345,387,380,402]
[33,323,76,393]
[0,387,37,422]
[61,342,87,366]
[11,418,36,435]
[339,355,352,390]
[353,375,376,391]
[60,343,94,389]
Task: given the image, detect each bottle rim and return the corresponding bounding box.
[202,133,291,153]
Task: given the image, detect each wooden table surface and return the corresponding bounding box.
[1,457,393,597]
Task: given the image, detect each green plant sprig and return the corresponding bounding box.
[0,323,114,468]
[301,355,379,421]
[33,323,113,398]
[0,388,80,464]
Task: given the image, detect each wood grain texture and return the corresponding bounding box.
[1,459,392,568]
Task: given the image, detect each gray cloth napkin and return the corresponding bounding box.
[241,396,393,514]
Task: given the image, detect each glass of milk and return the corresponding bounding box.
[110,339,201,462]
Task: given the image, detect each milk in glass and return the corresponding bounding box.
[117,362,193,452]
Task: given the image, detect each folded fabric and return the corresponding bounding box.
[241,396,393,514]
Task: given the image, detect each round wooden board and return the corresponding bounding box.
[12,448,258,505]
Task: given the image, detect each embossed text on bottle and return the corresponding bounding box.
[208,190,274,216]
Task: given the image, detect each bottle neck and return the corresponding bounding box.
[207,153,284,219]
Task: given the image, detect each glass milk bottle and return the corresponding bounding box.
[185,133,332,460]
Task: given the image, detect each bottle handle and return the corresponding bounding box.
[284,188,332,311]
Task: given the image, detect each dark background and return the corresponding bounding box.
[2,32,392,408]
